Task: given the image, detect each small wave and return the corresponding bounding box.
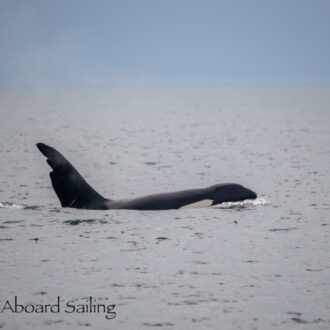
[213,197,270,209]
[23,205,42,210]
[63,219,108,225]
[0,202,24,209]
[64,219,97,225]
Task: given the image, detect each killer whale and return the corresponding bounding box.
[36,143,257,210]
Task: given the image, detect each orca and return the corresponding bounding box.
[36,143,257,210]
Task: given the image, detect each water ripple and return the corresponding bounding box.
[213,197,270,209]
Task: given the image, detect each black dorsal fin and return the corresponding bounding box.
[37,143,106,209]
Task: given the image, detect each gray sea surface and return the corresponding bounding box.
[0,87,329,329]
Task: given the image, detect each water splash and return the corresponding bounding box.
[0,202,41,210]
[0,201,24,209]
[213,197,270,209]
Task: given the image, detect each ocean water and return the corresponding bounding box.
[0,87,329,329]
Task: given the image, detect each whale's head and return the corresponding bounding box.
[214,183,257,204]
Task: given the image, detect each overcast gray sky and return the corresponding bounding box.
[1,0,330,87]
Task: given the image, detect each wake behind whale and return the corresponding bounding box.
[36,143,257,211]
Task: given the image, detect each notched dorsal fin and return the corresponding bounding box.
[36,143,105,209]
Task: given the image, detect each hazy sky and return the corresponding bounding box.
[1,0,330,87]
